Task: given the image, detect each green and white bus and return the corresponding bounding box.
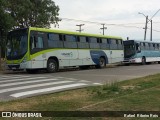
[6,27,124,73]
[123,40,160,65]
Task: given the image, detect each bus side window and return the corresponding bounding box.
[64,35,77,48]
[31,36,36,49]
[77,36,89,49]
[86,37,89,43]
[157,44,160,49]
[136,43,141,52]
[110,39,117,50]
[31,35,44,49]
[89,37,99,49]
[37,36,44,48]
[107,39,111,44]
[117,40,123,50]
[77,36,80,42]
[116,40,119,44]
[59,34,64,41]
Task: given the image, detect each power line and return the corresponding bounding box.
[61,18,100,25]
[61,17,160,26]
[61,18,143,28]
[150,9,160,20]
[60,17,160,32]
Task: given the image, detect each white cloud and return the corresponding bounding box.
[53,0,160,40]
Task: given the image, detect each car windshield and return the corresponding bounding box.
[7,29,28,60]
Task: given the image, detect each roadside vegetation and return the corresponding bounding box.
[0,74,160,120]
[0,58,5,71]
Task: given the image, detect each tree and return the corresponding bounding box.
[8,0,60,28]
[0,0,60,58]
[0,0,14,58]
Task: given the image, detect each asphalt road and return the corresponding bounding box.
[0,64,160,101]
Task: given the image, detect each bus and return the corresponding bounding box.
[123,40,160,65]
[6,27,124,73]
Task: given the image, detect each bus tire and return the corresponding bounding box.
[47,59,58,73]
[158,61,160,64]
[96,57,106,69]
[142,57,146,65]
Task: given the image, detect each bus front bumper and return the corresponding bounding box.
[123,58,136,64]
[6,62,29,71]
[6,64,23,71]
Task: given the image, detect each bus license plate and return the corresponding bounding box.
[12,67,16,70]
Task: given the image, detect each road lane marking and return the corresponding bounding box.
[0,75,30,77]
[10,83,87,98]
[93,83,103,85]
[70,74,141,78]
[0,76,32,80]
[52,77,65,79]
[0,78,58,87]
[0,81,73,93]
[0,77,47,83]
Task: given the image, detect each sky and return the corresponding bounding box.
[52,0,160,41]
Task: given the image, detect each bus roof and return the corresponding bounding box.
[29,27,123,40]
[124,40,160,44]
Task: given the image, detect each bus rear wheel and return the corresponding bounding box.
[47,59,58,73]
[96,57,106,69]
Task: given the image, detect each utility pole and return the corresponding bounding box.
[144,16,148,40]
[139,9,160,41]
[76,24,85,33]
[150,20,152,41]
[138,12,148,40]
[100,24,107,35]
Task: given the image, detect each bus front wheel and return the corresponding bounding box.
[142,57,146,65]
[47,59,58,73]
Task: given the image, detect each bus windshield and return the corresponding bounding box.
[7,29,28,60]
[124,41,136,58]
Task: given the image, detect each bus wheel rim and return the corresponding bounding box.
[49,63,55,70]
[100,59,105,67]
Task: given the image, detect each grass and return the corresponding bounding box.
[0,74,160,120]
